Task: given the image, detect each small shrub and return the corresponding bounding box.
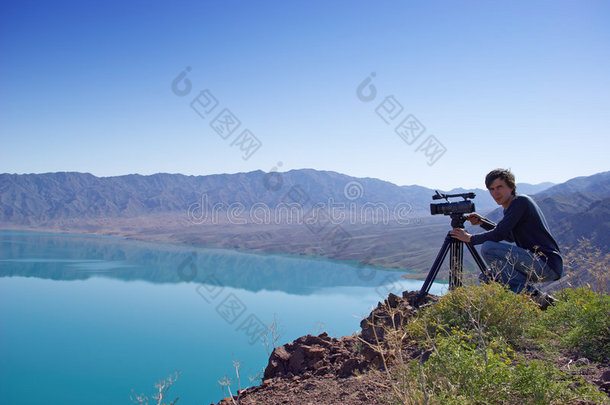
[418,333,514,404]
[412,332,607,404]
[409,283,540,348]
[536,287,610,362]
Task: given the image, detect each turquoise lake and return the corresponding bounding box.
[0,231,444,404]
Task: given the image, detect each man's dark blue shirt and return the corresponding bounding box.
[470,194,563,275]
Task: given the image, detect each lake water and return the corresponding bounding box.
[0,231,443,404]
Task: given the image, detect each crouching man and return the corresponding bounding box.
[449,169,563,308]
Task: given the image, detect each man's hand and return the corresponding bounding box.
[450,228,472,242]
[466,213,483,226]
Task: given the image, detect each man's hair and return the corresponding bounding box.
[485,168,516,195]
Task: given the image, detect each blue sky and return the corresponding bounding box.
[1,0,609,189]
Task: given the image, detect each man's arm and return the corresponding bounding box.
[466,213,495,229]
[469,198,527,245]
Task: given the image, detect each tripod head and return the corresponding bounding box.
[450,214,468,229]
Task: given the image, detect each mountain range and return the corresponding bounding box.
[0,170,556,225]
[1,169,608,280]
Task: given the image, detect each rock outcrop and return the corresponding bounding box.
[263,333,364,380]
[262,290,438,382]
[214,290,439,404]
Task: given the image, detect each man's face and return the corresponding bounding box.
[488,178,514,207]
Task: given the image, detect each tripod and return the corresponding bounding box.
[416,214,489,305]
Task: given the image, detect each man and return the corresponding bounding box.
[449,169,563,308]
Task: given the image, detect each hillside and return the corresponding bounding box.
[533,172,610,251]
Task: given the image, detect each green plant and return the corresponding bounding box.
[380,283,610,404]
[414,332,607,404]
[409,283,540,348]
[535,287,610,362]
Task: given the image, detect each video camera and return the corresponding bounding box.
[430,191,476,216]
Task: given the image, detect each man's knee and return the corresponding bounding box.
[480,241,511,279]
[481,241,499,260]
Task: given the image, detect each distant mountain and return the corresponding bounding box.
[537,172,610,197]
[516,182,555,195]
[0,170,602,230]
[534,173,609,251]
[0,170,484,226]
[552,197,610,250]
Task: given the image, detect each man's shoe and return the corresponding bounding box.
[530,290,557,310]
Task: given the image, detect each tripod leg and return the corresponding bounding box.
[450,240,464,290]
[465,242,489,275]
[417,233,452,302]
[417,238,490,307]
[457,242,464,287]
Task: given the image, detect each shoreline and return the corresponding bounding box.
[0,217,453,278]
[0,226,413,275]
